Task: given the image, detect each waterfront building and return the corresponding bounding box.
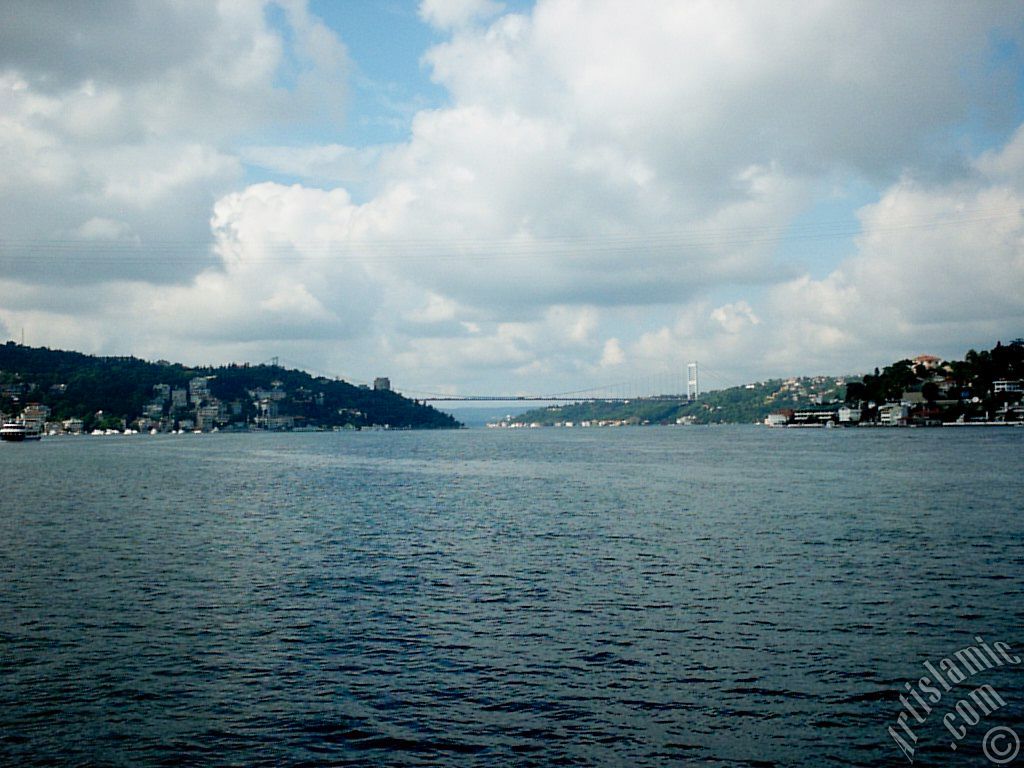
[62,418,84,434]
[265,415,295,430]
[195,402,224,431]
[134,417,157,432]
[791,408,836,426]
[22,403,51,422]
[878,403,910,426]
[837,406,862,423]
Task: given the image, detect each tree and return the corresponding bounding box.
[845,381,867,403]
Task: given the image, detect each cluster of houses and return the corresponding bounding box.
[765,375,848,407]
[1,370,399,435]
[765,405,874,427]
[126,376,340,433]
[765,355,1023,428]
[488,417,653,429]
[6,376,308,435]
[131,376,253,433]
[0,377,240,435]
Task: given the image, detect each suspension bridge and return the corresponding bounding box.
[261,357,733,404]
[410,394,690,402]
[403,363,714,403]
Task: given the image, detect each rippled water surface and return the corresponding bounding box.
[1,426,1022,766]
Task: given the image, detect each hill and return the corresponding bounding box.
[0,343,460,431]
[503,339,1024,427]
[504,374,847,426]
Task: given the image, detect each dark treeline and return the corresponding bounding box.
[847,339,1024,411]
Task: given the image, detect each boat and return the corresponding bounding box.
[1,419,42,442]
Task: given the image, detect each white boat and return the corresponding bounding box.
[1,419,42,442]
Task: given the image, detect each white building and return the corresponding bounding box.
[195,402,224,431]
[62,418,84,434]
[878,403,909,426]
[912,354,942,371]
[22,403,50,418]
[257,398,278,419]
[134,416,158,432]
[251,387,286,401]
[189,376,212,403]
[837,406,862,423]
[21,404,50,428]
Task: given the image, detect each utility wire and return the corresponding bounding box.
[0,205,1018,264]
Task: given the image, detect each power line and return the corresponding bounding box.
[0,204,1018,264]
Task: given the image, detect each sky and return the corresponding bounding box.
[1,0,1023,397]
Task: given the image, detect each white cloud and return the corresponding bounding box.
[74,217,139,243]
[629,133,1024,382]
[711,301,760,334]
[425,1,1020,185]
[600,338,625,368]
[1,0,1023,393]
[976,123,1024,182]
[0,0,349,287]
[419,0,505,30]
[763,165,1024,367]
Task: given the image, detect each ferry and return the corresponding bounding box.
[1,419,42,442]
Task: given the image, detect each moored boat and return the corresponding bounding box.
[1,419,42,442]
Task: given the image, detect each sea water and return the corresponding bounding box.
[1,426,1022,766]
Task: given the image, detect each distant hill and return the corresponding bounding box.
[506,339,1024,426]
[0,342,460,431]
[506,375,848,426]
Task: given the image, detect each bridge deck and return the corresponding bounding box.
[419,395,693,402]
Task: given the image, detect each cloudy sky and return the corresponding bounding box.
[1,0,1023,396]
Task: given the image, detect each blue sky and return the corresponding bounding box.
[1,1,1023,395]
[306,1,445,145]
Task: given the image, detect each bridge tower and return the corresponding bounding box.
[687,361,699,400]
